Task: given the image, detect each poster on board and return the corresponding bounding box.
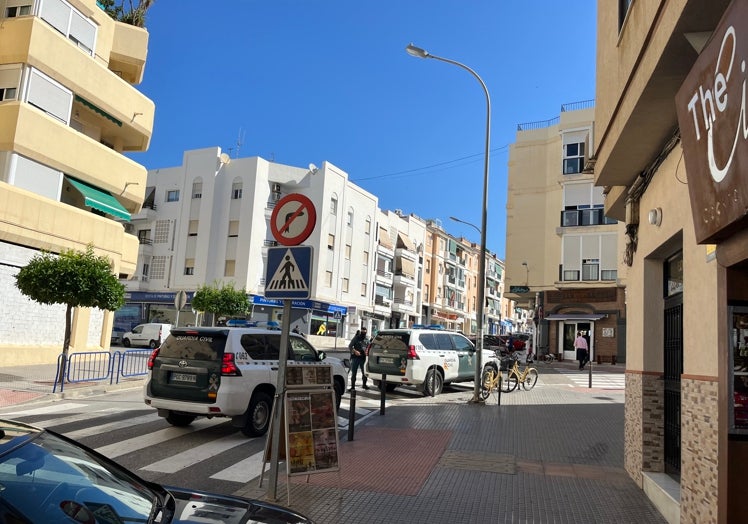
[285,389,340,476]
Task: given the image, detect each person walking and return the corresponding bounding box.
[575,331,589,370]
[348,327,369,391]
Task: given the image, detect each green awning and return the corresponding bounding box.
[74,95,123,127]
[67,177,131,221]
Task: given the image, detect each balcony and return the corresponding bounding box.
[392,297,415,313]
[375,295,392,307]
[109,20,149,84]
[393,270,415,286]
[375,268,393,285]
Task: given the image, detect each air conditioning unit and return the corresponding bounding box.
[124,223,134,233]
[272,183,281,193]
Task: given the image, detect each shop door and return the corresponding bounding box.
[663,294,683,477]
[561,322,591,360]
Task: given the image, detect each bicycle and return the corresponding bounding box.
[540,353,556,363]
[479,354,518,399]
[502,356,538,392]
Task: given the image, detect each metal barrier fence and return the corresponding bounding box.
[53,349,151,393]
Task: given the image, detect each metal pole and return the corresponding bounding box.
[268,299,292,500]
[406,44,491,404]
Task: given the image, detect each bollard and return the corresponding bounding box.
[348,388,356,441]
[497,374,502,406]
[379,374,386,415]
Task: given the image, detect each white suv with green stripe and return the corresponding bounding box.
[143,327,347,437]
[365,328,499,396]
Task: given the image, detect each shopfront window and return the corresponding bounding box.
[730,307,748,434]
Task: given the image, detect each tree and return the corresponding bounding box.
[99,0,155,28]
[191,282,250,326]
[15,246,125,385]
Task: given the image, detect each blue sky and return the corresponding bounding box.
[130,1,597,259]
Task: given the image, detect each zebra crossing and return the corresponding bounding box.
[554,368,626,390]
[0,393,382,494]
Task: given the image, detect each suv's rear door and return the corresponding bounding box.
[366,332,410,377]
[148,328,228,403]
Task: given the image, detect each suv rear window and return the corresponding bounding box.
[370,333,409,350]
[158,329,228,361]
[418,332,454,350]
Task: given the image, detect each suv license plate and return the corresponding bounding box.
[171,373,196,383]
[378,357,394,364]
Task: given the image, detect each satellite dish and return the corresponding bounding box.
[219,153,231,165]
[308,163,318,174]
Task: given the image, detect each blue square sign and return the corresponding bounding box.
[265,246,313,299]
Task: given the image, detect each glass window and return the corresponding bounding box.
[563,142,585,175]
[330,196,337,215]
[582,259,599,281]
[224,259,235,277]
[347,210,354,226]
[166,190,179,202]
[188,220,198,236]
[325,271,332,286]
[731,308,748,433]
[342,278,349,292]
[327,234,335,251]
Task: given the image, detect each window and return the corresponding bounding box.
[192,180,202,199]
[327,234,335,251]
[325,271,333,286]
[342,278,349,292]
[426,260,431,272]
[38,0,96,56]
[151,256,167,280]
[582,259,599,281]
[184,259,194,276]
[330,196,338,215]
[562,234,616,282]
[6,5,32,17]
[166,190,180,202]
[363,251,369,266]
[26,68,72,124]
[365,217,371,235]
[141,263,149,279]
[231,182,242,200]
[0,87,17,100]
[361,283,367,297]
[228,220,239,237]
[345,244,351,260]
[347,209,354,227]
[225,260,236,277]
[563,142,585,174]
[619,0,633,30]
[188,220,198,237]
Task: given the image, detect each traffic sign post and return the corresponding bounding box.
[174,290,187,327]
[270,194,317,246]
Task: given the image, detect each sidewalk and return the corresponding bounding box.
[235,362,665,524]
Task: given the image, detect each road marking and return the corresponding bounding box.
[0,402,89,417]
[65,413,158,439]
[141,433,251,473]
[210,451,266,482]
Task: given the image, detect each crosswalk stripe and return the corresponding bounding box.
[210,451,266,483]
[141,433,250,473]
[65,413,158,439]
[96,418,228,459]
[17,408,120,429]
[1,403,89,417]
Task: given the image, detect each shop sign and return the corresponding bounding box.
[675,0,748,243]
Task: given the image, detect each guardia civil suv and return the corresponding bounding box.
[366,327,500,396]
[144,327,347,437]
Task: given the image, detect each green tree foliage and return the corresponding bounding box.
[99,0,155,28]
[191,282,250,325]
[15,246,125,383]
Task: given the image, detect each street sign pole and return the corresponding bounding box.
[268,298,292,501]
[174,290,187,327]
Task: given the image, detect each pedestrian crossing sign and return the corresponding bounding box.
[265,246,313,299]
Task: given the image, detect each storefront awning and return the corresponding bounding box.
[67,177,131,221]
[543,314,606,321]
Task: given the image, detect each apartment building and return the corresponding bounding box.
[0,0,153,365]
[371,209,425,332]
[595,1,746,521]
[504,103,625,364]
[118,147,378,339]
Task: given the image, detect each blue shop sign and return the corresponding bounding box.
[251,295,347,315]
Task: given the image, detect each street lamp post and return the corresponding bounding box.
[407,43,491,404]
[449,215,486,340]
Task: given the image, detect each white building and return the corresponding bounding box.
[120,147,378,339]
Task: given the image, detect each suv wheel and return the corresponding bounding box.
[241,391,272,437]
[165,412,196,427]
[421,368,444,396]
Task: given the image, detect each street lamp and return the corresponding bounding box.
[407,43,491,404]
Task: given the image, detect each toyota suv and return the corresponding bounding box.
[143,327,347,437]
[366,328,500,396]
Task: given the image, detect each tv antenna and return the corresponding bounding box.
[235,128,245,158]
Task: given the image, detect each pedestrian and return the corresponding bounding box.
[507,334,515,354]
[575,331,589,370]
[316,323,326,336]
[348,327,369,391]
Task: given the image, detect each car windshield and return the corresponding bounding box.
[0,424,158,523]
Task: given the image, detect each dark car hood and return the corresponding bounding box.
[166,486,313,524]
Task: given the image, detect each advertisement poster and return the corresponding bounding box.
[286,364,333,388]
[285,390,340,475]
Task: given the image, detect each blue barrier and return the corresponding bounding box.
[53,349,152,393]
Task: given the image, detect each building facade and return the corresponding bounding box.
[595,0,746,521]
[505,103,625,363]
[120,147,378,339]
[0,0,153,365]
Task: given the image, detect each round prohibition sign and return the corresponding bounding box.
[270,193,317,246]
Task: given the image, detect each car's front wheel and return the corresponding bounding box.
[241,391,272,437]
[165,412,196,427]
[122,338,131,348]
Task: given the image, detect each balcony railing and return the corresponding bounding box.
[376,268,393,279]
[263,239,278,247]
[560,208,617,227]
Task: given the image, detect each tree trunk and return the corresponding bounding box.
[57,303,73,386]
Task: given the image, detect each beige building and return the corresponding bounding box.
[595,0,748,521]
[505,103,624,363]
[0,0,154,364]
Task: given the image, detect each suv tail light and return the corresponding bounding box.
[406,345,419,360]
[147,348,160,369]
[221,353,241,376]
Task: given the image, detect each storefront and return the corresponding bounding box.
[113,291,195,338]
[250,296,348,339]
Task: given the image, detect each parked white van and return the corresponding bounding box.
[122,323,172,349]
